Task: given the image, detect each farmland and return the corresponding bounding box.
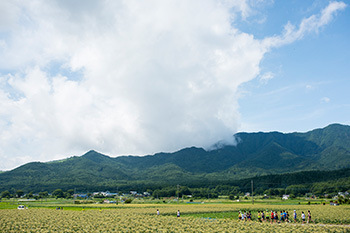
[1,201,350,232]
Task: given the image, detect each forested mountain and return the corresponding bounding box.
[0,123,349,193]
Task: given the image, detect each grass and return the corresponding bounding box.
[185,211,236,219]
[0,196,334,211]
[0,202,18,209]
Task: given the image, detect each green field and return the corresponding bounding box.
[1,198,350,232]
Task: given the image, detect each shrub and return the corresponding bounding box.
[125,199,133,204]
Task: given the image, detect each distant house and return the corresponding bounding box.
[305,193,313,198]
[282,194,290,200]
[74,194,88,198]
[330,201,339,206]
[17,205,26,210]
[338,192,349,198]
[93,191,118,197]
[105,192,118,197]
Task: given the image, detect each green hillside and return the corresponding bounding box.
[0,123,349,193]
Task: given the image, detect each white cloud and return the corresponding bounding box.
[306,85,315,90]
[0,1,346,170]
[262,1,347,49]
[321,97,331,103]
[260,72,274,84]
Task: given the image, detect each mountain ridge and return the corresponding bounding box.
[1,123,349,192]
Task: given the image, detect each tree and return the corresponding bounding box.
[52,189,65,198]
[16,190,24,198]
[229,194,235,200]
[93,193,105,198]
[264,188,285,197]
[124,198,133,203]
[65,189,74,199]
[64,192,72,199]
[263,188,275,196]
[146,189,153,195]
[286,185,308,196]
[255,187,265,195]
[66,189,74,195]
[179,186,191,196]
[25,192,34,199]
[230,186,241,196]
[1,190,11,199]
[38,191,48,198]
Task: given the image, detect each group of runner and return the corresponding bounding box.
[156,209,180,217]
[238,210,315,223]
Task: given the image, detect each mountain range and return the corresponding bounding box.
[0,123,349,193]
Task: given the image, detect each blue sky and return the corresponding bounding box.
[237,0,350,133]
[0,0,348,170]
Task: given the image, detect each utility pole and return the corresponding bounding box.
[251,180,254,205]
[116,187,119,205]
[177,184,180,203]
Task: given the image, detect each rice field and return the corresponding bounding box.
[1,203,350,232]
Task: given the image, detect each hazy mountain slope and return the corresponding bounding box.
[0,123,349,192]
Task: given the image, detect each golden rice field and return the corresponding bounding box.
[1,203,350,232]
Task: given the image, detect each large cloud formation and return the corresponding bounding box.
[0,0,346,170]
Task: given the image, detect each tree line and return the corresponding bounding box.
[1,168,350,200]
[2,181,349,201]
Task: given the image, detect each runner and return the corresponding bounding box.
[293,210,297,223]
[280,211,284,223]
[274,211,278,223]
[257,211,262,222]
[270,211,274,224]
[265,210,269,222]
[301,211,306,224]
[307,210,315,223]
[282,210,287,222]
[238,211,242,221]
[261,210,265,222]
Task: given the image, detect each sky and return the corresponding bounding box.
[0,0,349,170]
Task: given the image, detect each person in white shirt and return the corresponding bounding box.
[301,211,306,224]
